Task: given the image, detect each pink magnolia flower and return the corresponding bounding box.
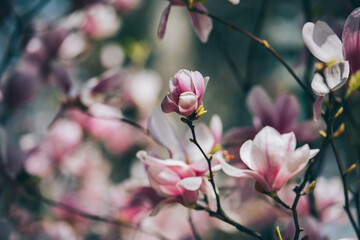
[343,7,360,74]
[158,0,213,43]
[136,110,223,209]
[219,126,319,193]
[224,86,323,159]
[302,21,350,120]
[161,69,209,116]
[137,150,209,205]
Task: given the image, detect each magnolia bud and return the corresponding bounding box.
[161,69,209,116]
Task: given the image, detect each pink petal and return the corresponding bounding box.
[148,109,185,159]
[210,114,223,145]
[223,127,257,149]
[178,92,198,116]
[161,94,179,113]
[313,96,324,121]
[247,86,276,127]
[274,94,299,132]
[342,7,360,74]
[281,132,296,155]
[251,126,287,173]
[173,69,193,93]
[188,4,213,43]
[191,71,206,104]
[157,3,172,39]
[293,119,325,142]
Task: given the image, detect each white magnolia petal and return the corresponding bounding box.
[239,140,254,168]
[302,21,344,63]
[148,109,185,159]
[177,177,203,191]
[309,149,320,159]
[218,155,249,177]
[251,126,287,171]
[287,144,310,173]
[324,61,350,91]
[281,132,296,154]
[210,114,223,145]
[228,0,240,4]
[311,73,330,96]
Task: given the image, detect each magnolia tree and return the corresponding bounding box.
[1,0,360,239]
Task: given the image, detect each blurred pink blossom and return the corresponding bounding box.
[224,86,323,160]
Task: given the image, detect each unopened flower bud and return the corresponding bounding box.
[161,69,209,116]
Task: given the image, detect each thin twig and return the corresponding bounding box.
[189,7,315,102]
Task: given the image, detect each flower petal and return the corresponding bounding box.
[251,126,287,172]
[157,3,172,40]
[274,94,300,132]
[161,94,179,113]
[147,110,185,159]
[177,177,203,191]
[223,127,257,149]
[342,7,360,73]
[188,4,213,43]
[302,21,344,63]
[324,61,350,91]
[247,86,276,127]
[178,92,198,116]
[313,96,324,121]
[210,114,223,145]
[293,119,325,142]
[311,73,330,96]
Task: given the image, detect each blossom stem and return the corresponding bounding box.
[184,119,264,240]
[188,7,315,102]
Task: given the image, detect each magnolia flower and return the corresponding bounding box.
[224,86,323,164]
[136,109,223,209]
[225,86,323,146]
[158,0,213,43]
[219,126,319,193]
[302,21,350,120]
[137,150,209,205]
[161,69,209,116]
[343,7,360,74]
